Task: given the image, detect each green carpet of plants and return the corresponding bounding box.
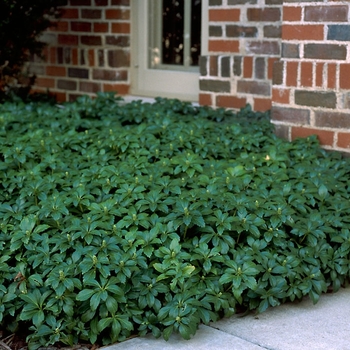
[1,93,350,349]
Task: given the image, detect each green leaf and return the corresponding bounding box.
[318,184,328,199]
[163,325,174,341]
[111,319,121,342]
[76,289,96,301]
[98,317,112,332]
[90,292,101,311]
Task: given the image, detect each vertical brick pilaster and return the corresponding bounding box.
[271,0,350,154]
[200,0,282,111]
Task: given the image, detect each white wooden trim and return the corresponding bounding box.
[130,0,208,102]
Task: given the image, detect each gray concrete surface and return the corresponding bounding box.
[106,326,265,350]
[104,287,350,350]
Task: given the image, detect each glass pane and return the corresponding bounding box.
[149,0,201,70]
[191,0,201,66]
[162,0,184,65]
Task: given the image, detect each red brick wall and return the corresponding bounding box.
[271,0,350,153]
[199,0,282,111]
[30,0,131,102]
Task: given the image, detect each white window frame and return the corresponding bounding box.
[130,0,208,102]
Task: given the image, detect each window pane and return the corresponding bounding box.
[162,0,184,65]
[191,0,201,66]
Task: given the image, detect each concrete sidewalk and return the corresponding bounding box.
[104,287,350,350]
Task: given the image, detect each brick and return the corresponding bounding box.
[328,25,350,41]
[111,0,130,5]
[340,64,350,89]
[50,21,69,32]
[64,48,71,64]
[111,23,130,34]
[315,63,324,87]
[286,61,298,87]
[291,127,334,147]
[268,57,278,80]
[98,50,104,67]
[88,49,95,66]
[108,49,130,68]
[305,6,348,22]
[283,6,302,21]
[254,98,272,111]
[272,87,290,104]
[209,40,239,53]
[102,83,129,95]
[282,43,299,58]
[217,95,247,109]
[106,35,130,47]
[68,67,89,79]
[199,56,207,76]
[237,80,270,96]
[50,47,57,64]
[57,79,77,91]
[199,79,231,93]
[81,9,102,19]
[247,8,281,22]
[80,81,102,93]
[209,9,240,21]
[315,111,350,129]
[304,44,346,60]
[94,23,109,33]
[273,124,290,139]
[81,35,102,46]
[271,106,310,124]
[295,90,336,109]
[72,48,78,65]
[199,93,212,106]
[209,0,222,5]
[327,63,336,89]
[300,62,313,88]
[209,26,223,37]
[272,60,284,85]
[58,34,79,46]
[93,68,128,81]
[233,56,242,76]
[61,8,79,19]
[243,56,253,78]
[264,25,281,38]
[226,25,257,38]
[46,66,66,77]
[51,91,67,103]
[255,57,266,80]
[95,0,108,5]
[55,47,70,64]
[106,9,130,20]
[282,25,323,40]
[221,57,230,77]
[337,133,350,149]
[246,41,280,55]
[209,56,218,76]
[35,77,55,89]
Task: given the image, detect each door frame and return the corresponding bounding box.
[130,0,208,102]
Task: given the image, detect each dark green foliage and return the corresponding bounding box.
[0,93,350,348]
[0,0,65,101]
